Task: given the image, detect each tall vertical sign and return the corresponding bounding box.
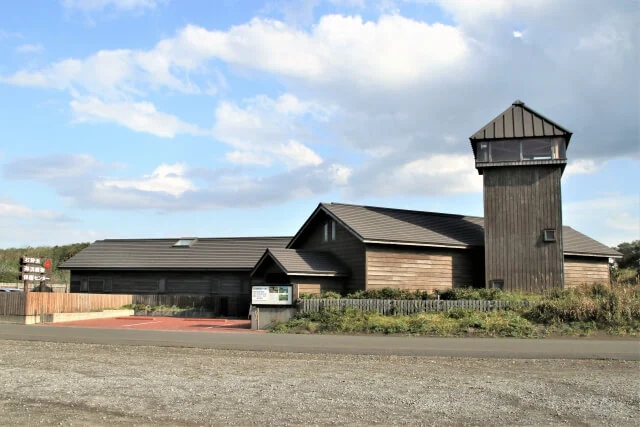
[20,257,52,292]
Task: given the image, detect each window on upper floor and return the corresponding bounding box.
[323,220,337,242]
[477,138,566,163]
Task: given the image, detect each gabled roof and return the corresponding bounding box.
[289,203,621,258]
[59,236,292,271]
[469,100,572,159]
[252,248,349,277]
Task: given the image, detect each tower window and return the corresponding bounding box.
[543,229,556,242]
[522,139,552,160]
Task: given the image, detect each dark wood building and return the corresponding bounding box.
[470,100,572,291]
[59,236,290,316]
[248,202,619,298]
[62,101,620,300]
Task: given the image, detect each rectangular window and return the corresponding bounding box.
[323,222,329,242]
[543,229,556,242]
[522,139,552,160]
[490,141,520,162]
[477,142,489,162]
[490,280,504,290]
[331,220,336,241]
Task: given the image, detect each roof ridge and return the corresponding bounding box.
[100,236,292,242]
[323,202,484,220]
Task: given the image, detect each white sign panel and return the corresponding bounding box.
[252,285,293,305]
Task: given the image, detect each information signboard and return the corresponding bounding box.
[19,256,52,292]
[251,285,293,305]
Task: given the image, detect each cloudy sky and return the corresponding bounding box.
[0,0,638,248]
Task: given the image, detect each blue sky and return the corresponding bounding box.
[0,0,638,248]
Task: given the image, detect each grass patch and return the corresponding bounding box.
[271,307,543,337]
[274,284,640,337]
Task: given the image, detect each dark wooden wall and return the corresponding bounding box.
[483,165,564,291]
[564,256,610,287]
[365,245,484,292]
[70,270,249,295]
[291,214,366,292]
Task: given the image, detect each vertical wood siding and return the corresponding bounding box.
[564,256,610,287]
[365,246,483,292]
[292,215,366,292]
[483,165,564,291]
[23,293,132,315]
[0,293,27,315]
[70,270,249,296]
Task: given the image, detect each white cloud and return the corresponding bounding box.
[564,195,640,246]
[512,30,523,38]
[214,94,328,169]
[99,163,195,196]
[15,43,44,54]
[2,153,100,180]
[3,154,351,211]
[565,159,603,176]
[1,14,468,97]
[329,0,366,8]
[0,201,73,222]
[349,154,482,197]
[175,14,468,87]
[272,140,324,169]
[225,151,273,167]
[70,96,205,138]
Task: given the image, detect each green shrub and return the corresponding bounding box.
[613,268,639,285]
[524,283,640,329]
[344,288,432,300]
[298,291,342,299]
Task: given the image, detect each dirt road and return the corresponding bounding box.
[1,339,638,426]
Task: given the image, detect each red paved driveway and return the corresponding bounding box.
[44,316,260,333]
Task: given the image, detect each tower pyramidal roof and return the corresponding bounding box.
[469,100,572,157]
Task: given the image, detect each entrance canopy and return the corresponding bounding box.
[251,248,349,281]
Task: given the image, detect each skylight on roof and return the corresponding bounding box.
[173,238,196,247]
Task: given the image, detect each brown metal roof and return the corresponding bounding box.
[562,227,622,257]
[318,203,620,258]
[255,248,349,276]
[469,100,572,159]
[59,236,292,270]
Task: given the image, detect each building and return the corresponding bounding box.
[59,236,290,316]
[62,101,621,301]
[470,100,571,291]
[249,202,619,298]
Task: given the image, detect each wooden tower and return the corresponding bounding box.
[470,100,572,292]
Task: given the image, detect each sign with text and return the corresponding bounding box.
[19,256,52,284]
[251,285,293,305]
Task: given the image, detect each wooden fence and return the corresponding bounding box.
[1,293,133,316]
[299,299,534,315]
[0,293,27,315]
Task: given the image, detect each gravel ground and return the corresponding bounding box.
[0,340,638,426]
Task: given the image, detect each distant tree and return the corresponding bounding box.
[613,240,640,273]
